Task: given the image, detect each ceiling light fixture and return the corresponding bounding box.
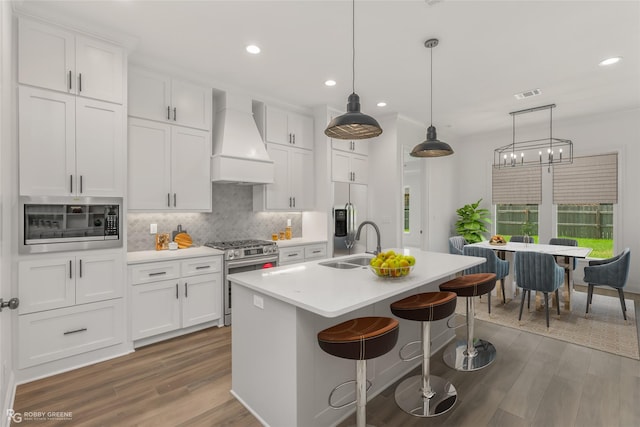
[324,0,382,140]
[410,38,454,157]
[377,102,387,107]
[324,79,337,87]
[493,104,573,170]
[599,56,622,66]
[246,45,261,54]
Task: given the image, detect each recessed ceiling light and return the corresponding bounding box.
[246,45,261,54]
[599,56,622,66]
[377,102,387,107]
[324,80,336,87]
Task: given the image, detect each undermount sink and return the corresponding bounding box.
[318,261,361,269]
[319,255,374,269]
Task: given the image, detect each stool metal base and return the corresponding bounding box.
[394,374,457,417]
[443,338,496,371]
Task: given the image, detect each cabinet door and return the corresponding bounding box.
[350,154,369,184]
[128,118,172,210]
[76,98,124,196]
[265,106,289,146]
[331,139,352,153]
[331,150,352,183]
[131,280,181,340]
[265,144,291,209]
[351,140,369,156]
[19,86,75,196]
[288,113,314,150]
[128,67,171,123]
[171,78,212,130]
[171,126,211,211]
[18,257,74,314]
[290,148,314,210]
[76,252,124,304]
[181,274,222,328]
[18,18,75,94]
[75,36,124,104]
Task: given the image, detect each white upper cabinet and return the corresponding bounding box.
[331,139,369,156]
[264,105,314,150]
[18,18,124,104]
[19,86,124,197]
[128,118,211,211]
[332,150,368,185]
[128,66,212,131]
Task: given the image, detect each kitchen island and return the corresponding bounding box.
[228,249,483,427]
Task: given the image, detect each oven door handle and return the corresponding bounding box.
[227,256,279,270]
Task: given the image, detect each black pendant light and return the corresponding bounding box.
[410,38,454,157]
[324,0,382,140]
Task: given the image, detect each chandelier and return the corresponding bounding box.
[493,104,572,169]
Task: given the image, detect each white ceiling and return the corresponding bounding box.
[14,0,640,139]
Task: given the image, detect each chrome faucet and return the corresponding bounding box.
[355,221,382,255]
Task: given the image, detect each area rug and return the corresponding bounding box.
[456,290,639,360]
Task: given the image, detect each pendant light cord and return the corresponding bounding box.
[352,0,355,94]
[430,45,433,126]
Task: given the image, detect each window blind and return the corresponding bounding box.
[492,166,542,204]
[553,153,618,204]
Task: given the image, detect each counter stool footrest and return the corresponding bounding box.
[328,377,372,410]
[399,340,423,362]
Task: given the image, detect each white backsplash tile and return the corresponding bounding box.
[127,183,303,251]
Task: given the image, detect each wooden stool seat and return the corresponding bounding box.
[317,316,399,360]
[391,291,457,322]
[439,273,496,297]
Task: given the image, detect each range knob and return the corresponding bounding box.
[234,250,241,258]
[264,246,272,254]
[227,250,235,260]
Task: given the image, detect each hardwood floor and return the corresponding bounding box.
[14,309,640,427]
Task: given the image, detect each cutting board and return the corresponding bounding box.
[174,232,193,249]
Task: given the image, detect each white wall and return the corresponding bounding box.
[453,107,640,293]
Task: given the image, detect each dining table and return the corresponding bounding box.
[467,241,593,311]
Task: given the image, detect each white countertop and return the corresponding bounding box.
[127,246,224,264]
[275,237,328,248]
[228,249,484,318]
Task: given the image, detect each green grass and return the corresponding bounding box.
[500,235,612,259]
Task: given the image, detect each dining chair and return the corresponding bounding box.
[448,236,467,255]
[514,251,565,328]
[462,246,510,308]
[583,248,631,320]
[510,235,534,244]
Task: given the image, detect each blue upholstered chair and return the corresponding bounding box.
[549,237,578,272]
[463,246,510,309]
[514,251,565,328]
[583,248,631,320]
[510,235,534,244]
[448,236,467,255]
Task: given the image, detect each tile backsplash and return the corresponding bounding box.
[127,183,302,251]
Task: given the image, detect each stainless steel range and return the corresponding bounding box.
[205,239,279,325]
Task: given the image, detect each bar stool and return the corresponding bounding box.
[317,316,399,427]
[439,273,497,371]
[390,291,458,417]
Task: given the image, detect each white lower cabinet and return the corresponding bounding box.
[130,255,223,342]
[279,243,327,266]
[18,298,124,369]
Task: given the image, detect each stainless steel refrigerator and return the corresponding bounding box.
[333,182,368,256]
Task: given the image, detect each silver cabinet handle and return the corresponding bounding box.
[288,133,292,144]
[78,73,82,92]
[70,175,73,193]
[195,265,210,270]
[173,107,177,121]
[69,260,72,279]
[68,70,72,90]
[80,175,83,194]
[185,283,188,298]
[293,134,296,145]
[175,284,179,299]
[289,197,292,208]
[148,271,167,277]
[293,197,296,207]
[288,253,299,257]
[167,106,171,120]
[352,172,355,182]
[79,259,82,278]
[167,193,171,207]
[312,250,321,253]
[64,328,87,335]
[174,193,177,207]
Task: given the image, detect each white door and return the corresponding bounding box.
[76,98,123,196]
[288,112,314,150]
[18,18,75,94]
[290,148,314,210]
[350,154,368,184]
[19,86,75,196]
[181,274,221,328]
[128,67,171,123]
[265,106,288,146]
[18,257,75,314]
[265,144,290,209]
[170,126,211,210]
[75,35,123,104]
[170,78,211,130]
[131,280,181,340]
[75,252,124,304]
[331,150,352,183]
[128,118,172,210]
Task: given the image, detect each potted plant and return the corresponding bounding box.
[455,199,492,243]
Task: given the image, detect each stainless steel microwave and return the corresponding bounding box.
[19,196,123,254]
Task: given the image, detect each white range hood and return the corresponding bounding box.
[211,93,274,184]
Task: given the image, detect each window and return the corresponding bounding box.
[495,204,539,242]
[556,204,613,258]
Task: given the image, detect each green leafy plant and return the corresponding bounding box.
[455,199,492,243]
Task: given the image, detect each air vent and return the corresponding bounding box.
[514,88,542,100]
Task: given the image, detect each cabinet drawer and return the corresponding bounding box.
[181,256,222,277]
[305,244,327,260]
[279,246,305,264]
[18,299,124,369]
[130,261,180,285]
